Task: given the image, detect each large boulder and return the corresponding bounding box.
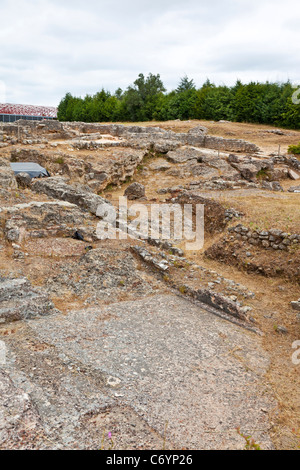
[32,177,109,215]
[124,183,146,200]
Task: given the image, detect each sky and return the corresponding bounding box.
[0,0,299,107]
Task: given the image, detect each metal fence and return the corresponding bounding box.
[0,114,56,123]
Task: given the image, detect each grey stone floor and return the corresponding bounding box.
[0,294,275,450]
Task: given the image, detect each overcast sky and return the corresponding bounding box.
[0,0,299,106]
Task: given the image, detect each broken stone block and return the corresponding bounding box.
[288,169,300,181]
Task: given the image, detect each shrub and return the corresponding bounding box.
[288,143,300,155]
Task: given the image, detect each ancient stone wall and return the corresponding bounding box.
[228,224,300,251]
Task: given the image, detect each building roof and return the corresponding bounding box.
[0,103,57,118]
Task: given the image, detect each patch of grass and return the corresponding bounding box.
[142,145,165,164]
[288,143,300,155]
[179,285,187,294]
[173,260,187,269]
[124,176,133,184]
[104,183,118,192]
[225,193,300,234]
[54,157,65,165]
[256,168,271,180]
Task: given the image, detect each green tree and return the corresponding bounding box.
[123,73,166,121]
[176,75,196,93]
[57,93,76,121]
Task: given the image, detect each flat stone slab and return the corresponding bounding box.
[16,294,275,450]
[0,277,56,324]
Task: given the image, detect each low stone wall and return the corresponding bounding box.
[203,135,259,153]
[229,224,300,251]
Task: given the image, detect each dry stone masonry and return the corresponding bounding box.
[228,225,300,251]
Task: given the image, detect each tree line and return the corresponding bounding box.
[57,74,300,129]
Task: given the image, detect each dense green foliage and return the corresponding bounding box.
[57,74,300,129]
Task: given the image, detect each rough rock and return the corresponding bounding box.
[0,201,97,242]
[291,300,300,312]
[31,177,109,215]
[232,163,260,181]
[15,172,32,188]
[131,246,169,272]
[288,185,300,193]
[0,370,45,449]
[0,276,56,324]
[288,169,299,180]
[11,147,145,193]
[261,181,284,192]
[45,247,158,302]
[0,166,17,190]
[124,183,146,200]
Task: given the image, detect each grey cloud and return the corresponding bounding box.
[0,0,299,106]
[206,50,300,73]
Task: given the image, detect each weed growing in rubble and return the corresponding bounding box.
[162,421,169,450]
[100,431,115,451]
[236,428,262,450]
[54,157,65,165]
[256,169,271,180]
